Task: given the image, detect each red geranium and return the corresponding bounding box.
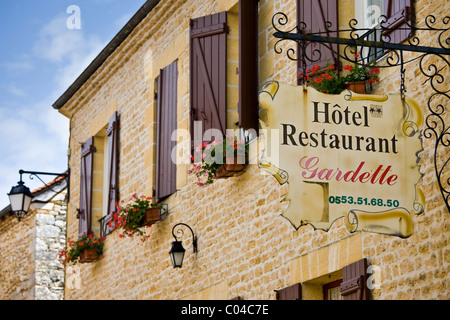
[59,233,105,267]
[110,194,161,241]
[301,52,380,94]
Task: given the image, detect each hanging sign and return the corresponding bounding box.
[259,82,424,238]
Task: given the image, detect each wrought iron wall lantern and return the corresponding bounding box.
[8,169,69,221]
[271,12,450,213]
[169,223,198,268]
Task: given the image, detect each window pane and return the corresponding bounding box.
[366,0,383,28]
[327,286,343,300]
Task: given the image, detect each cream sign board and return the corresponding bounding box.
[259,82,424,238]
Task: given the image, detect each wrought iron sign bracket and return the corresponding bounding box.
[271,13,450,213]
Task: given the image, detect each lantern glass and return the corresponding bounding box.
[169,241,186,268]
[8,182,32,220]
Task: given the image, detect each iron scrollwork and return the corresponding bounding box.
[19,169,69,194]
[271,12,450,213]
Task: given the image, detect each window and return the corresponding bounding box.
[382,0,414,44]
[359,0,415,63]
[155,60,178,202]
[355,0,385,62]
[276,259,369,300]
[190,4,260,144]
[323,279,343,300]
[357,0,384,29]
[78,112,119,239]
[297,0,339,83]
[190,12,228,144]
[91,127,107,237]
[78,137,95,239]
[296,0,414,75]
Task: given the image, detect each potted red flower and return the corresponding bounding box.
[110,194,167,241]
[342,53,380,94]
[300,52,380,94]
[59,233,105,267]
[301,64,345,94]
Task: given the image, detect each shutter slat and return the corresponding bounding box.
[191,23,228,39]
[190,12,227,143]
[156,60,178,202]
[275,283,302,300]
[340,258,369,300]
[104,112,119,235]
[79,137,95,239]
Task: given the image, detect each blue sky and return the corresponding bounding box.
[0,0,146,209]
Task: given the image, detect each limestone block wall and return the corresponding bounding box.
[0,190,67,300]
[34,191,67,300]
[59,0,449,300]
[0,211,35,300]
[357,0,450,299]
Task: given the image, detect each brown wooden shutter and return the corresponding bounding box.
[156,60,178,202]
[79,136,95,239]
[104,112,119,235]
[340,258,369,300]
[297,0,338,83]
[275,283,302,300]
[239,0,259,134]
[190,12,227,141]
[382,0,414,44]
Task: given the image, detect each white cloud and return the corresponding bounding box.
[34,16,85,63]
[0,102,69,209]
[6,83,27,97]
[3,54,34,72]
[0,13,106,209]
[33,15,106,90]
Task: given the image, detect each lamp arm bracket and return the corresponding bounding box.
[172,223,198,253]
[19,170,69,194]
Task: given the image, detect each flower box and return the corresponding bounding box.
[345,81,366,94]
[214,156,246,179]
[301,52,379,94]
[59,233,105,267]
[189,136,248,186]
[113,195,169,239]
[140,206,167,226]
[79,248,100,263]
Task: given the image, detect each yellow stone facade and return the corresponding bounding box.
[58,0,449,300]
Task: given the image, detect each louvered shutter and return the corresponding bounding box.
[340,258,369,300]
[275,283,302,300]
[190,12,227,142]
[156,60,178,202]
[79,136,95,239]
[239,0,259,134]
[297,0,338,83]
[104,112,119,235]
[382,0,414,44]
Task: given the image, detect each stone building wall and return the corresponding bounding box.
[0,210,35,300]
[354,0,449,299]
[34,191,67,300]
[59,0,449,300]
[0,189,67,300]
